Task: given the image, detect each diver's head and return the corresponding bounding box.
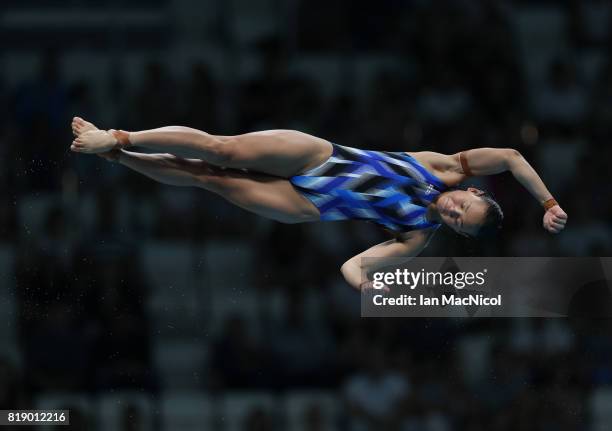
[434,187,503,237]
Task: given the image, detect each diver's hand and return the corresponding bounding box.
[543,205,568,234]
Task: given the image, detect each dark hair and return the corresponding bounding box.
[475,191,504,238]
[447,186,504,238]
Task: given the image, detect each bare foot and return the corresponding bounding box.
[71,129,119,154]
[71,116,98,137]
[70,116,122,158]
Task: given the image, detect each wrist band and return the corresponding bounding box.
[543,198,558,211]
[110,129,131,149]
[460,151,473,176]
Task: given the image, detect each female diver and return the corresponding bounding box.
[70,117,567,290]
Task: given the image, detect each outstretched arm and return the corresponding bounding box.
[452,148,568,234]
[340,229,435,291]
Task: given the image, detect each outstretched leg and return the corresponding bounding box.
[71,117,333,178]
[71,120,320,223]
[196,166,321,223]
[117,150,320,223]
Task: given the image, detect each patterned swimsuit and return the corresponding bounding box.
[289,143,448,232]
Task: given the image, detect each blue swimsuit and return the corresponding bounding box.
[289,143,448,233]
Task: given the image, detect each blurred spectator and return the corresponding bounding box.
[13,51,67,131]
[132,61,178,128]
[239,37,289,129]
[209,315,271,389]
[16,206,74,333]
[24,302,95,391]
[568,0,612,47]
[297,0,349,51]
[269,288,335,387]
[183,62,218,130]
[239,37,323,131]
[93,262,152,390]
[417,68,473,125]
[363,69,416,150]
[75,187,135,260]
[243,406,275,431]
[155,187,200,239]
[0,197,18,242]
[319,93,360,146]
[533,59,588,126]
[589,61,612,127]
[67,81,98,124]
[0,357,24,409]
[12,51,69,190]
[302,402,335,431]
[256,223,313,287]
[343,346,409,430]
[52,405,90,431]
[121,403,145,431]
[535,128,585,195]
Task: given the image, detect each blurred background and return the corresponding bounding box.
[1,0,612,430]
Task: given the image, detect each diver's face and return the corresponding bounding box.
[436,188,489,236]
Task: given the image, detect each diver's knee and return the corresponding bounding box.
[205,136,240,166]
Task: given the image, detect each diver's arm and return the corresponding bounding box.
[340,229,435,291]
[456,148,551,200]
[453,148,568,234]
